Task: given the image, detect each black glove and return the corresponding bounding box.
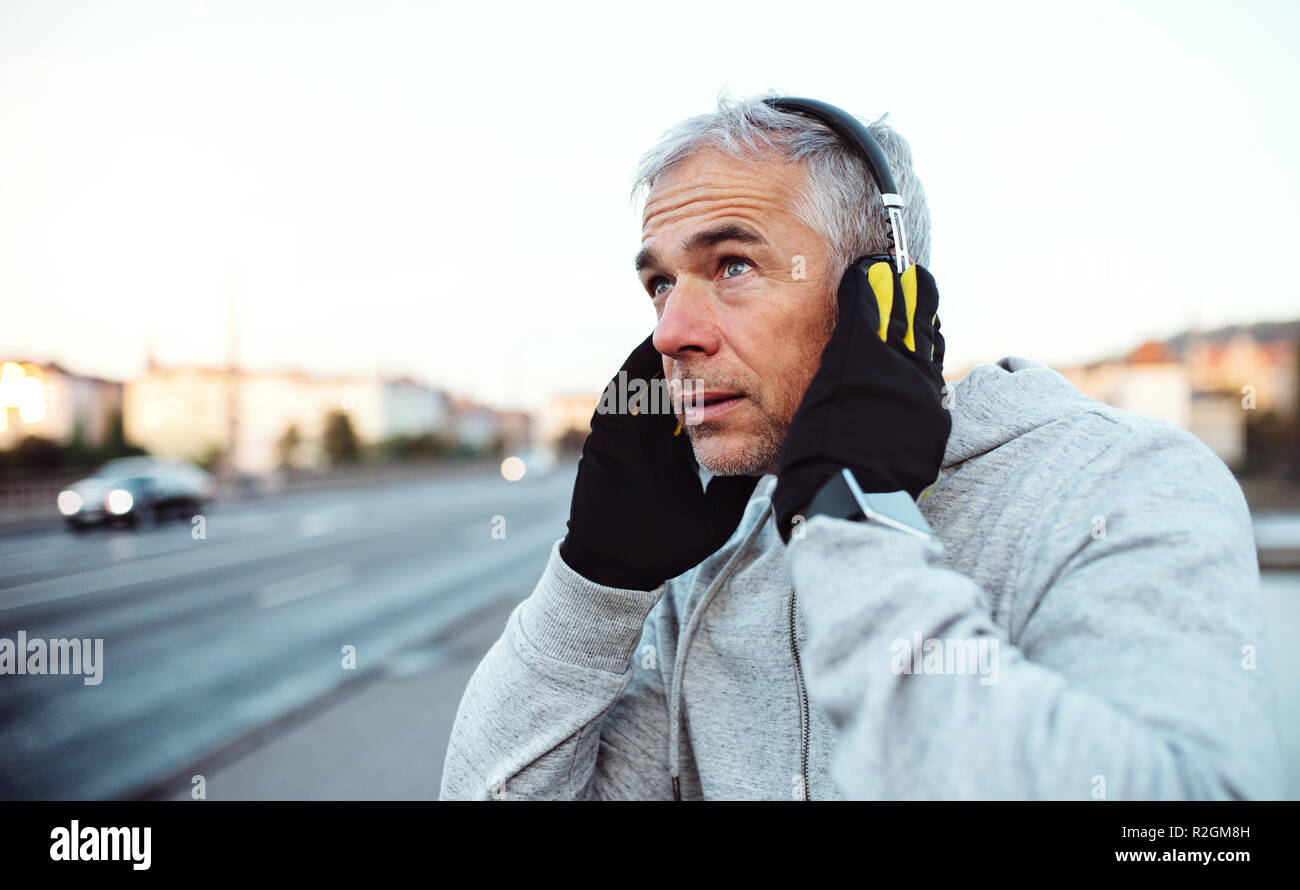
[560,334,761,590]
[773,260,951,543]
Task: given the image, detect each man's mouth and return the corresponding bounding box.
[683,391,745,425]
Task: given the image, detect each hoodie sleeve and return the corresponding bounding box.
[438,539,675,800]
[785,420,1286,800]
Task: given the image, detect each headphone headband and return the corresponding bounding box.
[762,97,911,273]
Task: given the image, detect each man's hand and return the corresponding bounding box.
[773,260,951,543]
[560,334,761,590]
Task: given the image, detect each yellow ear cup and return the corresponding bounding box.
[866,262,894,342]
[901,265,918,352]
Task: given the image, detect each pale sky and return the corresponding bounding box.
[2,0,1298,412]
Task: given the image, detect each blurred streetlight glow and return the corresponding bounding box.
[0,362,25,406]
[17,376,46,423]
[0,362,50,423]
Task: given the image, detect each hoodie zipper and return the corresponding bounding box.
[667,491,800,801]
[788,588,810,801]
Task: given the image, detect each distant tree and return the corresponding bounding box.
[379,433,409,461]
[12,435,64,469]
[1244,410,1300,478]
[1293,330,1300,426]
[104,409,127,455]
[195,443,224,473]
[66,420,90,468]
[322,410,360,465]
[415,432,452,458]
[277,422,303,469]
[380,431,453,462]
[557,427,588,457]
[99,409,146,461]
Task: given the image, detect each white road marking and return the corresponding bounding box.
[255,564,355,609]
[0,479,570,613]
[297,507,357,539]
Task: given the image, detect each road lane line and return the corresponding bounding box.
[0,484,569,613]
[255,564,356,609]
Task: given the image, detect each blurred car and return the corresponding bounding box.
[505,448,558,479]
[57,457,216,531]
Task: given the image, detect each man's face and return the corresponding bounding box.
[638,147,836,477]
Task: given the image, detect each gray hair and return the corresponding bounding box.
[631,91,931,285]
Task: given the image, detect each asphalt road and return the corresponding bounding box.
[3,465,1297,800]
[0,463,575,800]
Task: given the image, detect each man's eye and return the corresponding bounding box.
[722,258,752,278]
[650,278,672,298]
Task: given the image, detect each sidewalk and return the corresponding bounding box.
[140,572,1300,801]
[146,595,522,801]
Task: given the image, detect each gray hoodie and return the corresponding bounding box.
[439,357,1286,800]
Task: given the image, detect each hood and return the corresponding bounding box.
[740,357,1093,505]
[667,356,1095,797]
[941,356,1096,468]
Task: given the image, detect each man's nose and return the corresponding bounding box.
[652,276,722,359]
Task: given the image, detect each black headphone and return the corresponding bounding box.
[762,97,912,276]
[762,97,942,370]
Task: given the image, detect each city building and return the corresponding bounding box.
[1182,330,1297,417]
[497,410,534,455]
[540,395,598,455]
[124,363,453,474]
[0,360,123,449]
[1055,321,1298,468]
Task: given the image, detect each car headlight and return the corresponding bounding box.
[57,490,83,516]
[106,489,134,515]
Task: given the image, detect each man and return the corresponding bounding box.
[439,94,1284,800]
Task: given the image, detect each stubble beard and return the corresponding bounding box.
[678,286,838,479]
[677,349,818,478]
[686,411,788,477]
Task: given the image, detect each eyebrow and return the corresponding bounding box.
[634,222,768,274]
